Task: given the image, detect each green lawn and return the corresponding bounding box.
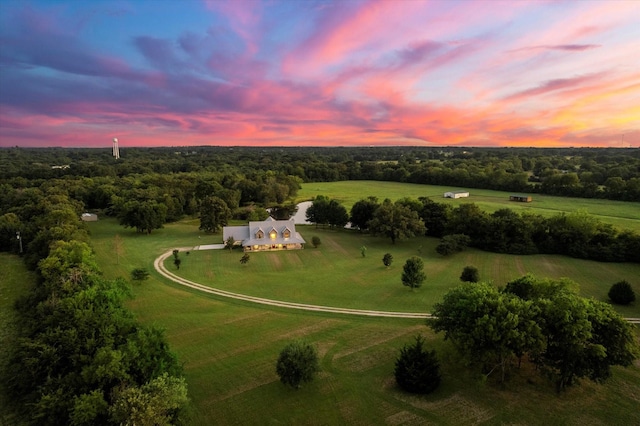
[3,182,640,425]
[0,254,36,425]
[168,225,640,318]
[297,181,640,232]
[81,217,640,425]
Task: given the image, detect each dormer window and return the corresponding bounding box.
[283,228,291,239]
[269,229,277,240]
[256,229,264,239]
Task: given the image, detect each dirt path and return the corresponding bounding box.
[154,248,640,324]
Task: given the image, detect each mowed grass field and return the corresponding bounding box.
[0,254,36,424]
[169,226,640,318]
[296,181,640,232]
[79,210,640,425]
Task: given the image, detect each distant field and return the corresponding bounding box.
[297,181,640,232]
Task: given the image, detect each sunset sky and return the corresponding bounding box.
[1,0,638,148]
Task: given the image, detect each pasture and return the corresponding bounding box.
[79,216,640,425]
[296,181,640,232]
[168,226,640,318]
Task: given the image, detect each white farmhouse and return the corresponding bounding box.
[223,217,306,252]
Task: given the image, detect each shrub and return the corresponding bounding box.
[276,340,320,389]
[382,253,393,268]
[311,236,321,248]
[131,268,150,281]
[608,280,636,305]
[460,266,479,283]
[394,335,441,394]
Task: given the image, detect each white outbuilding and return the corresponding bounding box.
[443,191,470,199]
[81,213,98,222]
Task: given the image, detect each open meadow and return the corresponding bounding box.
[167,225,640,318]
[78,214,640,425]
[296,181,640,232]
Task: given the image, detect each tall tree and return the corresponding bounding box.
[418,197,451,238]
[117,200,167,234]
[369,199,424,244]
[394,335,441,394]
[327,200,349,228]
[430,283,542,383]
[401,256,426,290]
[305,195,330,227]
[349,197,379,231]
[199,196,231,233]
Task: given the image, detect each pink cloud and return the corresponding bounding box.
[501,72,608,101]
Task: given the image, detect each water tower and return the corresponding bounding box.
[112,138,120,159]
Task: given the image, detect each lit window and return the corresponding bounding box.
[270,230,277,239]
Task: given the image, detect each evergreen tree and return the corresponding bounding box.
[394,335,441,394]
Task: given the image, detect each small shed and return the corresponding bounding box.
[509,195,532,203]
[81,213,98,222]
[444,191,470,199]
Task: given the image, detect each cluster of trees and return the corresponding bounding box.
[0,169,300,237]
[0,163,188,424]
[305,196,425,244]
[430,275,639,391]
[3,241,188,424]
[335,195,640,262]
[305,195,349,228]
[3,146,639,201]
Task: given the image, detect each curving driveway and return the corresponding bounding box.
[155,248,640,324]
[154,248,431,319]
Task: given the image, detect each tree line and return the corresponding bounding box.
[306,195,640,262]
[0,174,188,424]
[2,146,640,201]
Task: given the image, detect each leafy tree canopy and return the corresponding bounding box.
[275,341,320,389]
[608,280,636,305]
[401,256,426,290]
[369,199,425,244]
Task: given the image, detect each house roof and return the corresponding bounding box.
[223,225,250,242]
[223,217,306,247]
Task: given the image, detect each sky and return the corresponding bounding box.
[0,0,639,148]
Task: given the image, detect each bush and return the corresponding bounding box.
[460,266,479,283]
[382,253,393,268]
[276,340,320,389]
[311,236,321,248]
[608,280,636,305]
[394,335,441,394]
[131,268,150,281]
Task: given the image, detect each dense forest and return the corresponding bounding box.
[1,146,640,200]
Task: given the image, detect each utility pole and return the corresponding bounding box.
[16,231,23,254]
